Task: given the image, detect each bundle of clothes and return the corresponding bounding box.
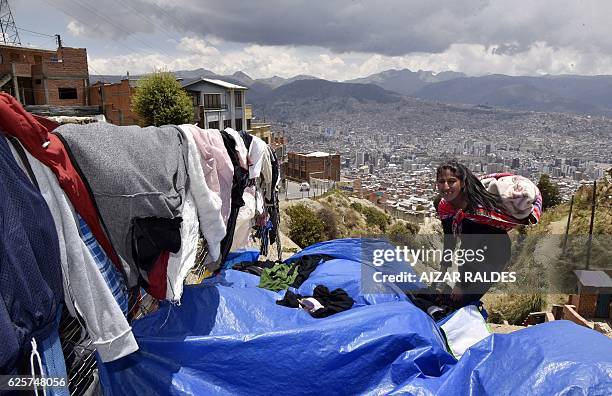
[232,255,355,318]
[0,93,281,378]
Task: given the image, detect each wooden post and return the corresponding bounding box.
[585,180,597,269]
[561,195,574,256]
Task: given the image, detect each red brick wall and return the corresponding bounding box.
[33,78,46,104]
[90,80,141,125]
[286,153,341,182]
[577,293,598,318]
[45,47,88,78]
[0,45,89,105]
[47,79,87,106]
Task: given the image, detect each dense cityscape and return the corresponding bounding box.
[265,98,612,220]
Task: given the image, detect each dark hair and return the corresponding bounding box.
[436,160,499,211]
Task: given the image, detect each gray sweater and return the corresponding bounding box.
[55,123,189,287]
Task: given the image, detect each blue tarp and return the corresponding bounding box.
[99,239,612,395]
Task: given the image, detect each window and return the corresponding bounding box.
[208,121,219,129]
[235,118,242,131]
[203,93,221,109]
[10,53,20,62]
[191,93,200,106]
[234,91,242,107]
[58,87,78,99]
[246,119,252,130]
[35,79,42,85]
[34,55,42,64]
[223,119,232,129]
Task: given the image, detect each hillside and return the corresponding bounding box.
[483,169,612,323]
[279,190,420,246]
[412,74,612,116]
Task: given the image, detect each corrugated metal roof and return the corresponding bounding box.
[574,270,612,289]
[182,77,247,90]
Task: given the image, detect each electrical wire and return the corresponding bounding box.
[16,27,56,38]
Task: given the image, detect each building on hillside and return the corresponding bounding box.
[571,270,612,319]
[0,44,89,106]
[285,151,341,182]
[182,78,250,131]
[89,79,141,125]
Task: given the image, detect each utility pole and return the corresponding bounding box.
[0,0,21,45]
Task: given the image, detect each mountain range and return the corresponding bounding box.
[91,68,612,117]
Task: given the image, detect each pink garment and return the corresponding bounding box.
[182,125,234,223]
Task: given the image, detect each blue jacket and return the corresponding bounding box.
[0,135,63,374]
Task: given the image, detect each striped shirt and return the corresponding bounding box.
[78,215,128,316]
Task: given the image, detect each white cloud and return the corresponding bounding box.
[177,37,219,56]
[88,39,612,79]
[67,20,86,37]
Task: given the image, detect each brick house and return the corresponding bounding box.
[0,44,89,106]
[285,152,341,182]
[90,79,141,125]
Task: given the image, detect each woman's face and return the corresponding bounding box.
[437,168,463,202]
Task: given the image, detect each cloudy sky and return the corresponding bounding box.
[12,0,612,80]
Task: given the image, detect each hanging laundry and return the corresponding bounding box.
[181,125,234,224]
[0,93,122,273]
[247,135,268,179]
[0,135,64,374]
[180,126,226,262]
[53,123,225,287]
[131,217,183,272]
[231,187,257,251]
[12,138,138,362]
[276,286,354,318]
[166,193,199,302]
[38,310,70,396]
[238,130,253,150]
[224,127,249,169]
[78,216,129,317]
[219,130,250,262]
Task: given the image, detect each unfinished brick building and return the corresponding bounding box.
[90,79,141,125]
[285,151,341,182]
[0,44,89,106]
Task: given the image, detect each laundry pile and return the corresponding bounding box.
[0,93,280,384]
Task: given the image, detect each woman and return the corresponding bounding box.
[435,161,513,308]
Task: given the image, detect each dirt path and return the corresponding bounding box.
[532,215,568,296]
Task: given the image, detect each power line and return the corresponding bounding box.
[39,0,159,57]
[16,26,55,38]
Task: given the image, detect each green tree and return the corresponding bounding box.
[537,174,561,210]
[285,204,325,248]
[131,71,193,126]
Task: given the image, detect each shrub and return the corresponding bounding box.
[318,207,339,240]
[386,221,420,245]
[537,174,561,211]
[131,70,193,126]
[361,206,391,233]
[486,293,545,325]
[285,204,325,248]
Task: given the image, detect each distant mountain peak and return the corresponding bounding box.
[345,68,466,95]
[232,71,253,79]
